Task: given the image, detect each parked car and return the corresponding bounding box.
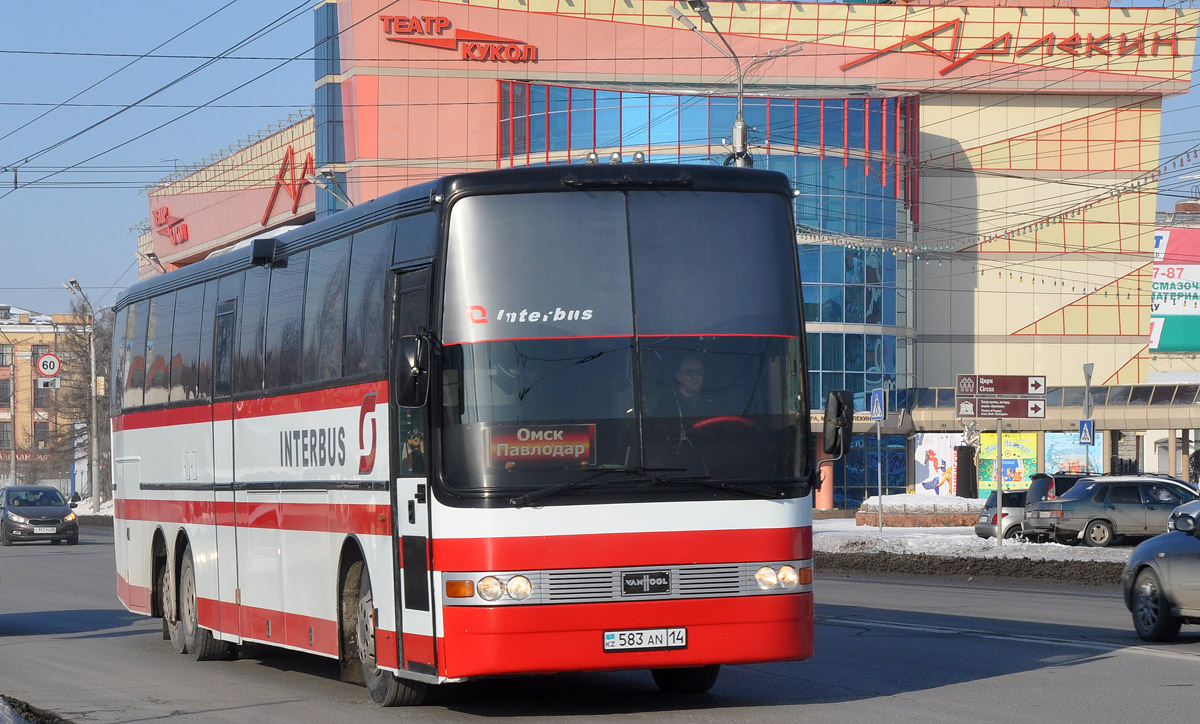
[1122,512,1200,641]
[1025,475,1199,547]
[1021,472,1089,542]
[0,486,79,546]
[975,489,1028,540]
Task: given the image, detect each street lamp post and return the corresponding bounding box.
[667,1,803,168]
[0,327,21,487]
[64,279,100,514]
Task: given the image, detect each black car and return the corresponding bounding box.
[0,485,79,545]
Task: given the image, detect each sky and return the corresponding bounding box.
[0,2,313,315]
[0,1,1197,317]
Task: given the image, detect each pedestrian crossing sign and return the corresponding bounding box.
[1079,419,1094,446]
[870,388,886,421]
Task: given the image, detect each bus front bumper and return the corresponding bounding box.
[438,592,812,679]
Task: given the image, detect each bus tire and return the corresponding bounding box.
[343,559,427,706]
[160,561,186,654]
[651,664,721,694]
[179,547,229,661]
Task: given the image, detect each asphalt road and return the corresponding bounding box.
[3,528,1200,723]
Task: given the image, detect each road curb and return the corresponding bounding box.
[815,551,1125,587]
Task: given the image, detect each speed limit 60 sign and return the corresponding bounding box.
[37,353,61,377]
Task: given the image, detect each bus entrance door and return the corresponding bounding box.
[212,298,241,640]
[393,266,435,674]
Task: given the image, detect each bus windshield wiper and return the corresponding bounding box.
[650,475,800,500]
[509,468,682,507]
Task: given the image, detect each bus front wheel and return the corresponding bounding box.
[342,559,427,706]
[651,664,721,694]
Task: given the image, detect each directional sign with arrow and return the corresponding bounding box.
[956,374,1046,397]
[956,397,1046,419]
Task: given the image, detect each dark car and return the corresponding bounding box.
[1021,472,1088,541]
[1025,475,1199,547]
[1122,512,1200,641]
[0,485,79,546]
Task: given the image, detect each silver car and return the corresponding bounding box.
[1122,512,1200,641]
[974,489,1027,540]
[1025,476,1198,547]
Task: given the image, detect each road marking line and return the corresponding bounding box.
[819,616,1200,661]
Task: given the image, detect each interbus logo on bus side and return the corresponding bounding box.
[359,393,378,475]
[280,426,347,468]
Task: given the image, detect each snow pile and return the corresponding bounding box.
[813,518,1131,563]
[75,497,114,517]
[858,493,987,514]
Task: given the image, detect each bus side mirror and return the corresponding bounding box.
[822,390,853,456]
[396,335,430,407]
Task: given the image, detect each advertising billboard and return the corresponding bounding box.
[1151,228,1200,352]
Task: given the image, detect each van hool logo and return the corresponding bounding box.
[467,305,594,325]
[380,15,538,63]
[840,18,1179,76]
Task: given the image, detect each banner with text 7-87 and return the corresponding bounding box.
[1151,228,1200,352]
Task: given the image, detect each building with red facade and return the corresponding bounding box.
[139,0,1199,505]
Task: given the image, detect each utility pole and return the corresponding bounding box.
[64,280,99,514]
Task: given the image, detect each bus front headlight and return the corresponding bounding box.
[506,575,533,600]
[754,566,778,590]
[477,576,504,601]
[777,565,799,590]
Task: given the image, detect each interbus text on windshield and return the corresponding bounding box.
[467,305,595,324]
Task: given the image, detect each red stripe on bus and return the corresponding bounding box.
[439,593,812,678]
[197,597,339,657]
[111,383,385,431]
[117,572,153,615]
[116,498,391,536]
[432,527,811,571]
[234,381,387,419]
[445,333,798,347]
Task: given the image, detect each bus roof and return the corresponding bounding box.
[115,164,792,310]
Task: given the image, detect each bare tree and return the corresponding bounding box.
[36,301,114,502]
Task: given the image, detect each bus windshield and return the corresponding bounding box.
[440,188,805,499]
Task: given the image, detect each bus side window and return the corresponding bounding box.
[214,300,237,400]
[169,284,206,403]
[195,280,218,400]
[110,306,129,416]
[396,267,430,476]
[345,224,393,377]
[235,265,269,395]
[123,300,150,410]
[144,291,176,406]
[303,237,351,384]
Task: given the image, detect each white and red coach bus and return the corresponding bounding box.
[110,163,847,706]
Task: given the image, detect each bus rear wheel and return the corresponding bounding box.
[651,665,721,694]
[179,547,229,661]
[342,559,427,706]
[160,561,186,654]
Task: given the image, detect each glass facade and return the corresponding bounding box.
[497,81,918,417]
